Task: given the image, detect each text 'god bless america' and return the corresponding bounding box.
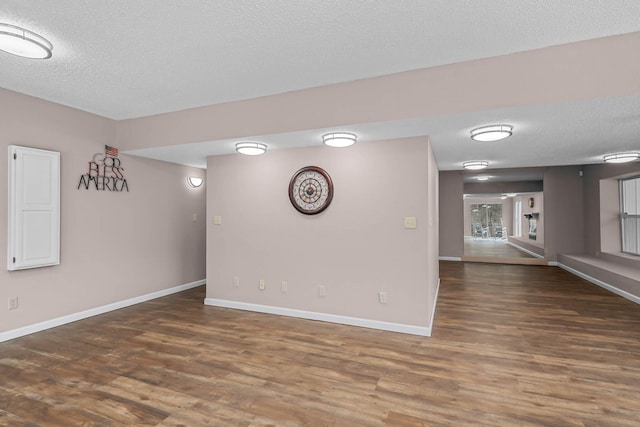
[78,145,129,192]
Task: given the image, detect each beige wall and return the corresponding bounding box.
[205,137,439,332]
[439,171,464,258]
[543,166,583,261]
[116,33,640,152]
[0,88,206,335]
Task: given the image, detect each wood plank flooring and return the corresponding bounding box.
[2,262,640,426]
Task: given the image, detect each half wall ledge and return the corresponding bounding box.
[557,253,640,305]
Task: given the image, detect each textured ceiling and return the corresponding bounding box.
[1,1,640,173]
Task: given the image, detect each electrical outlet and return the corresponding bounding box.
[281,281,287,293]
[259,279,265,290]
[318,285,326,297]
[378,291,388,304]
[233,276,240,287]
[404,217,417,229]
[8,296,18,310]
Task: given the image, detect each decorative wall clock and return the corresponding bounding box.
[288,166,334,215]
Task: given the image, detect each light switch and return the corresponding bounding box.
[378,291,388,304]
[404,217,417,229]
[192,213,198,222]
[213,216,222,225]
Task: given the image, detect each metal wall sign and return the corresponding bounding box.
[77,145,129,192]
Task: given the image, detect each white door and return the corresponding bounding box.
[8,145,60,270]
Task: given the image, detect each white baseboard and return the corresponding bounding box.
[439,256,462,261]
[204,298,431,337]
[0,279,205,343]
[558,263,640,305]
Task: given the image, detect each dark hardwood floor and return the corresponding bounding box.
[1,262,640,426]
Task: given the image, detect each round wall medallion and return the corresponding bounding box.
[288,166,334,215]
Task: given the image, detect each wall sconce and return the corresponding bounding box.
[187,176,203,188]
[0,23,53,59]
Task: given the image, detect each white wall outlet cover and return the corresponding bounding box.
[213,215,222,225]
[404,217,417,229]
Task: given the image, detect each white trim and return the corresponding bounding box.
[0,279,205,343]
[204,298,431,337]
[547,261,559,266]
[558,263,640,305]
[439,256,462,261]
[507,241,544,259]
[427,278,441,333]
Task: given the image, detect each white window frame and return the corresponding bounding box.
[620,176,640,256]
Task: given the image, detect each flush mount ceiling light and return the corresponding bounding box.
[476,176,489,181]
[322,132,357,148]
[187,177,203,188]
[470,124,513,142]
[603,152,640,164]
[235,142,267,156]
[0,23,53,59]
[505,193,518,197]
[462,161,489,170]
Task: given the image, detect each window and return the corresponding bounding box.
[470,203,503,239]
[621,176,640,256]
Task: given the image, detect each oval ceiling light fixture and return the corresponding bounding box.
[462,161,489,170]
[235,142,267,156]
[470,124,513,142]
[187,176,203,188]
[505,193,518,197]
[0,23,53,59]
[603,152,640,164]
[475,176,490,181]
[322,132,357,148]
